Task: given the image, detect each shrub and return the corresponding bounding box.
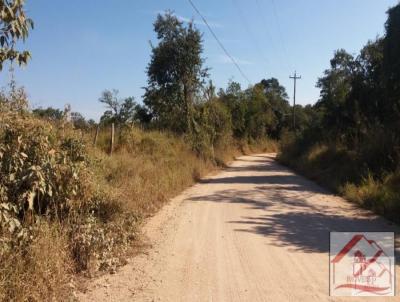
[0,112,91,236]
[0,109,139,300]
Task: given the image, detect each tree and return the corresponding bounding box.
[219,81,247,138]
[315,49,357,139]
[278,2,400,195]
[144,11,208,133]
[71,111,90,130]
[355,39,384,125]
[0,0,34,70]
[192,99,232,157]
[244,84,277,140]
[259,78,291,137]
[99,89,137,125]
[316,50,355,110]
[119,97,137,125]
[260,77,288,101]
[32,107,64,121]
[383,3,400,127]
[134,103,153,126]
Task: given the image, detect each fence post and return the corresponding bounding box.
[110,123,115,155]
[93,125,100,147]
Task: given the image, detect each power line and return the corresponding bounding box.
[270,0,292,70]
[254,0,285,70]
[187,0,252,86]
[231,0,270,71]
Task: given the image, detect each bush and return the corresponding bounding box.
[190,100,233,160]
[0,109,139,300]
[0,112,91,237]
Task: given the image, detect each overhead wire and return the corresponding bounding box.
[230,0,270,72]
[270,0,292,70]
[187,0,253,86]
[254,0,286,71]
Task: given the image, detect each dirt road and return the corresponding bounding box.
[80,154,400,301]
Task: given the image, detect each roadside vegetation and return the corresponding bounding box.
[3,1,398,299]
[278,3,400,222]
[0,5,281,301]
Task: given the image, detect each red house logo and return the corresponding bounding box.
[330,232,395,296]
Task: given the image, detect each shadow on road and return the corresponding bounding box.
[191,160,398,255]
[230,211,389,253]
[190,187,389,254]
[200,175,304,185]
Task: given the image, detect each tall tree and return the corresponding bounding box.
[383,4,400,126]
[0,0,33,70]
[315,49,357,139]
[260,78,288,101]
[218,81,247,138]
[99,89,137,125]
[32,107,64,121]
[244,84,277,139]
[259,78,290,136]
[144,12,208,133]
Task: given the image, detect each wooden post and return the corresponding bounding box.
[110,123,115,155]
[289,71,301,131]
[93,125,100,147]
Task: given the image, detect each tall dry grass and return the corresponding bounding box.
[90,127,278,215]
[0,119,278,301]
[0,223,72,301]
[278,134,400,223]
[92,128,216,215]
[342,171,400,221]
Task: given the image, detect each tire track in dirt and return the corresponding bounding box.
[79,154,400,301]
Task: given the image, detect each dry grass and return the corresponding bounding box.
[0,121,279,302]
[91,128,216,215]
[342,171,400,221]
[0,223,72,302]
[278,142,358,190]
[91,127,278,216]
[279,138,400,223]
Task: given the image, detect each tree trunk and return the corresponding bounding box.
[110,123,115,155]
[183,83,193,135]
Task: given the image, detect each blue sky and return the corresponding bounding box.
[0,0,398,120]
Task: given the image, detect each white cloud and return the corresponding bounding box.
[154,10,222,28]
[216,54,253,65]
[175,14,222,28]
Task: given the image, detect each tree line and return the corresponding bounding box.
[279,2,400,220]
[33,11,313,156]
[284,2,400,174]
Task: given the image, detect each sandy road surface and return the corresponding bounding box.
[79,154,400,301]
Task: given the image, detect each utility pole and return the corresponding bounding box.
[289,71,301,130]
